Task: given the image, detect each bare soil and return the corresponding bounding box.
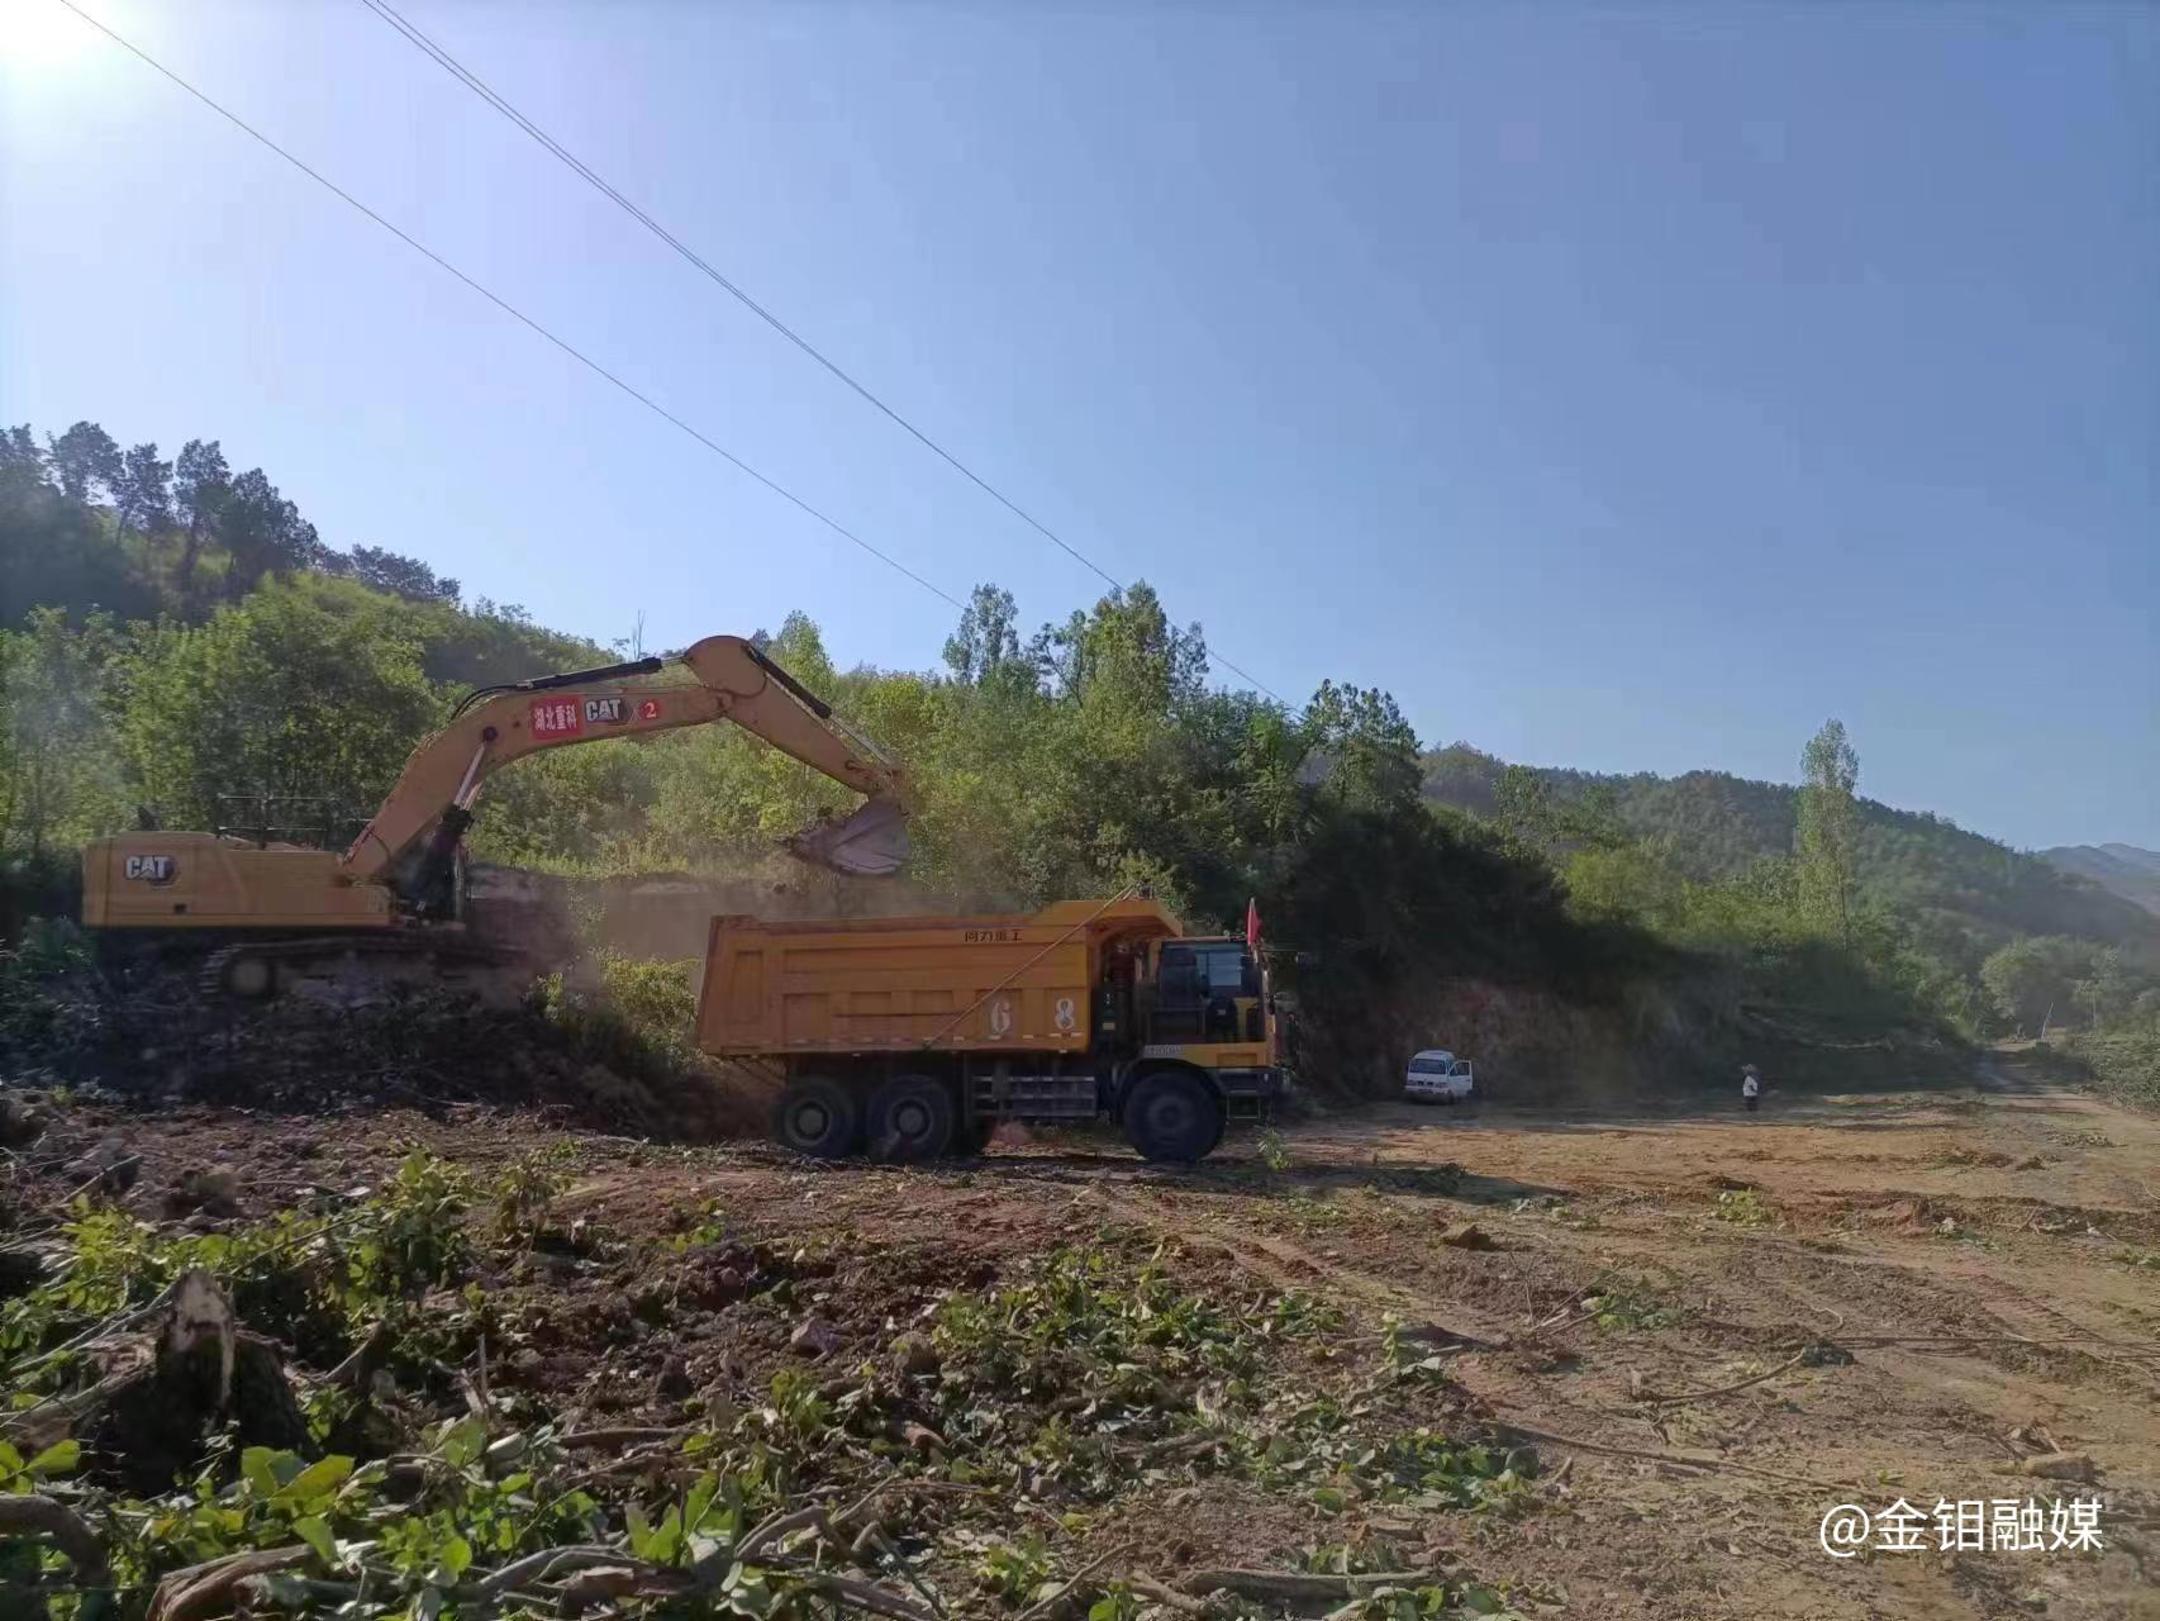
[12,1059,2156,1619]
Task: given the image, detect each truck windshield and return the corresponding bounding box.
[1199,946,1255,996]
[1409,1056,1453,1074]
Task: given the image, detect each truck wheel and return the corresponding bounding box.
[1122,1071,1223,1164]
[866,1075,955,1162]
[773,1077,860,1159]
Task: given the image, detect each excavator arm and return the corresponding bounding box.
[340,635,906,906]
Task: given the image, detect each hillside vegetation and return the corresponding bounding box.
[2042,842,2160,918]
[1423,747,2158,950]
[5,418,2158,1100]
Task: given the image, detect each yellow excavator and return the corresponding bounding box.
[80,635,906,998]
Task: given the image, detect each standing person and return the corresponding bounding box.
[1741,1064,1762,1113]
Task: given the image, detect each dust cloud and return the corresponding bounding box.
[465,856,1003,966]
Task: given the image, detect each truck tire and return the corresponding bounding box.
[1122,1070,1223,1164]
[866,1074,956,1162]
[773,1077,860,1159]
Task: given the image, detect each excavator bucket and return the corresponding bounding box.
[786,796,908,877]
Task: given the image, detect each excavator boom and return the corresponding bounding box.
[342,635,906,896]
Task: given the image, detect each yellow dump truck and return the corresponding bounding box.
[695,895,1281,1163]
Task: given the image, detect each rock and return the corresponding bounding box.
[1438,1222,1495,1250]
[651,1354,693,1401]
[2018,1452,2097,1483]
[684,1261,753,1309]
[789,1315,841,1357]
[166,1165,241,1219]
[67,1136,140,1195]
[0,1093,49,1148]
[0,1245,51,1300]
[890,1333,939,1377]
[899,1421,946,1454]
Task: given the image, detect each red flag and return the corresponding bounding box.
[1245,897,1262,953]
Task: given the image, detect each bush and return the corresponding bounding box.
[0,914,102,1062]
[537,952,700,1078]
[1,850,79,942]
[2060,1027,2160,1110]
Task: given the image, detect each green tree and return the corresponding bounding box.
[0,608,127,856]
[1,459,154,627]
[340,544,462,604]
[1030,583,1205,709]
[2072,946,2150,1031]
[217,467,318,598]
[1979,935,2096,1034]
[1796,719,1859,942]
[44,421,123,503]
[0,425,47,497]
[942,582,1024,688]
[113,575,442,829]
[1304,681,1422,815]
[172,437,231,597]
[114,441,173,540]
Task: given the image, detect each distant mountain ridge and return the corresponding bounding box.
[1422,746,2160,953]
[2040,844,2160,918]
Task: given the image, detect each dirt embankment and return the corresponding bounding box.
[1305,970,1968,1109]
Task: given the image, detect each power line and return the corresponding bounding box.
[52,0,963,612]
[356,0,1290,707]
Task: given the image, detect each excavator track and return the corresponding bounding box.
[197,933,532,1006]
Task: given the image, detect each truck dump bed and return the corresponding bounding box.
[694,896,1183,1058]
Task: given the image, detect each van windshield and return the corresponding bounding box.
[1409,1056,1453,1074]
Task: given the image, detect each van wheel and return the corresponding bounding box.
[773,1077,860,1159]
[1123,1071,1223,1164]
[866,1075,955,1162]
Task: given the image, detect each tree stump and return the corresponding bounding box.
[82,1270,311,1492]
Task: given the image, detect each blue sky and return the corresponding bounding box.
[3,1,2154,850]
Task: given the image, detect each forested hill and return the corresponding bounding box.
[1422,745,2160,954]
[2042,845,2160,919]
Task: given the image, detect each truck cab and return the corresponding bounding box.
[1092,933,1281,1158]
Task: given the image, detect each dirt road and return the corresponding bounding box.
[1259,1087,2160,1618]
[24,1070,2158,1619]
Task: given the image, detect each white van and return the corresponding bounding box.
[1405,1049,1475,1103]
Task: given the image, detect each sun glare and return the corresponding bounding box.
[1,0,101,73]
